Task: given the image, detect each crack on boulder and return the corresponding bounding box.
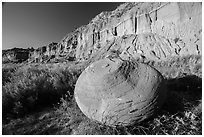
[196,44,200,55]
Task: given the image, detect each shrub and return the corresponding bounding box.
[2,64,19,85]
[2,63,83,121]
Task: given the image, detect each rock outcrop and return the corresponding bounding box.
[28,42,58,63]
[74,58,166,126]
[2,48,33,63]
[57,2,201,62]
[3,2,202,63]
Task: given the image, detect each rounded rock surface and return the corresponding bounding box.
[74,58,166,126]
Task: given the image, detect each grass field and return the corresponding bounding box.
[2,55,202,135]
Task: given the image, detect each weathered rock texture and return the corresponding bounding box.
[2,48,33,63]
[3,2,202,63]
[28,42,59,63]
[74,58,166,126]
[56,2,202,62]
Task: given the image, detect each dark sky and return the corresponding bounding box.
[2,2,122,50]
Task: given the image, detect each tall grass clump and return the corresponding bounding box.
[150,55,202,79]
[2,64,20,85]
[2,63,83,123]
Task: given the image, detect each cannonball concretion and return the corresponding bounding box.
[74,58,166,126]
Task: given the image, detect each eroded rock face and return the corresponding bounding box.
[2,48,33,63]
[60,2,201,62]
[74,58,166,126]
[26,2,201,63]
[28,42,59,63]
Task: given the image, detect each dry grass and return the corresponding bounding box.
[2,55,202,135]
[2,63,82,123]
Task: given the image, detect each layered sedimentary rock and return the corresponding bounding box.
[57,2,201,62]
[28,42,58,63]
[5,2,201,63]
[2,48,33,63]
[75,58,166,126]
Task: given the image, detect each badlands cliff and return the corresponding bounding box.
[2,48,34,63]
[3,2,202,63]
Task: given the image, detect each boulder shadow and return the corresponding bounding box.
[122,75,202,135]
[162,75,202,114]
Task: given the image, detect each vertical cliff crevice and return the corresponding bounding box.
[5,2,200,63]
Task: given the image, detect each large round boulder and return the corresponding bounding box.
[74,58,166,126]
